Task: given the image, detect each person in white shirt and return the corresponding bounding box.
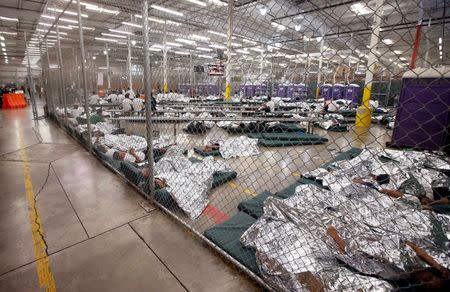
[109,93,119,103]
[122,98,133,111]
[117,94,125,103]
[259,96,275,112]
[89,92,100,105]
[132,98,144,113]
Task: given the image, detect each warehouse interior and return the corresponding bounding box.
[0,0,450,291]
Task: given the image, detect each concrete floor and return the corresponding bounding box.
[0,106,262,291]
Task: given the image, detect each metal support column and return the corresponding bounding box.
[37,33,48,115]
[127,20,133,91]
[163,20,168,93]
[224,0,234,101]
[105,43,111,89]
[189,51,194,97]
[316,37,324,98]
[142,0,155,199]
[24,32,38,120]
[77,0,92,152]
[45,39,54,115]
[355,0,384,127]
[56,25,68,122]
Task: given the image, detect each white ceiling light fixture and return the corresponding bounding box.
[109,29,134,36]
[198,54,213,59]
[382,39,394,45]
[208,30,227,38]
[0,36,4,41]
[190,34,209,41]
[59,17,78,24]
[197,47,213,51]
[131,40,137,45]
[84,4,120,15]
[438,37,442,44]
[0,16,19,22]
[37,29,68,35]
[175,38,196,45]
[250,47,265,53]
[316,36,323,42]
[207,0,227,7]
[135,15,181,26]
[68,25,95,30]
[350,3,373,15]
[93,56,96,60]
[242,38,257,45]
[185,0,207,7]
[173,51,189,55]
[209,44,226,49]
[150,5,184,17]
[0,42,4,47]
[294,24,301,31]
[42,15,56,20]
[148,47,161,52]
[259,7,268,16]
[101,32,127,39]
[166,41,183,47]
[47,7,88,18]
[40,23,73,30]
[122,21,142,28]
[271,22,286,31]
[0,32,17,36]
[393,50,402,54]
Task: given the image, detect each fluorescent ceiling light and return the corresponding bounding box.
[0,42,4,47]
[185,0,207,7]
[209,44,226,49]
[122,21,142,28]
[131,40,137,45]
[101,33,127,39]
[0,16,18,22]
[235,49,250,54]
[250,47,265,53]
[68,25,95,30]
[350,3,373,15]
[271,22,286,31]
[197,47,213,51]
[207,0,227,6]
[37,29,68,35]
[198,54,213,59]
[242,38,257,45]
[382,39,394,45]
[150,5,183,17]
[175,38,196,45]
[399,57,407,61]
[59,17,78,24]
[47,7,88,18]
[109,29,134,35]
[294,25,301,31]
[135,15,181,26]
[166,41,183,47]
[173,51,189,55]
[42,15,56,20]
[393,50,402,54]
[1,48,5,52]
[84,4,120,15]
[95,37,126,44]
[208,30,227,38]
[190,34,209,41]
[0,32,16,36]
[40,23,73,30]
[316,36,323,42]
[439,37,442,44]
[148,47,161,52]
[0,36,4,40]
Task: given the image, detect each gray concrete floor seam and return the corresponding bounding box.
[128,223,190,292]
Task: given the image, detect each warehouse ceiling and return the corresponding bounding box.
[0,0,448,85]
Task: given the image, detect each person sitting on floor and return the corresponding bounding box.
[90,108,105,124]
[112,148,144,163]
[202,143,220,153]
[259,96,275,113]
[89,91,100,105]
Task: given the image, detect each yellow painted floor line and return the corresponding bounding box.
[19,133,57,292]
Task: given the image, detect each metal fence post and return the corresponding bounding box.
[56,25,68,123]
[105,43,111,89]
[77,0,92,152]
[44,39,54,116]
[142,0,155,200]
[224,0,234,101]
[24,31,38,120]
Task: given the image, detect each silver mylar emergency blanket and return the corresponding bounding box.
[154,146,232,219]
[241,148,450,291]
[218,136,260,159]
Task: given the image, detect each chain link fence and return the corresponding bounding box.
[28,0,450,290]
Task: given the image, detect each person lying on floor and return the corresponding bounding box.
[202,142,220,152]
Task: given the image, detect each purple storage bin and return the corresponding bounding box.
[239,85,245,96]
[294,84,307,100]
[254,84,267,96]
[197,84,208,96]
[277,85,287,97]
[320,84,332,100]
[286,85,295,98]
[207,84,219,95]
[392,70,450,152]
[345,83,360,104]
[245,85,255,97]
[332,84,346,100]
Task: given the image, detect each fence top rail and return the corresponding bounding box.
[109,116,321,123]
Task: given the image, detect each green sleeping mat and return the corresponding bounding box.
[326,124,349,132]
[154,170,238,208]
[319,147,363,169]
[248,131,318,141]
[203,212,260,275]
[194,146,221,157]
[338,109,357,117]
[258,136,328,147]
[431,204,450,215]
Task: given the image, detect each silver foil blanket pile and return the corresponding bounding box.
[154,146,232,219]
[241,148,450,291]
